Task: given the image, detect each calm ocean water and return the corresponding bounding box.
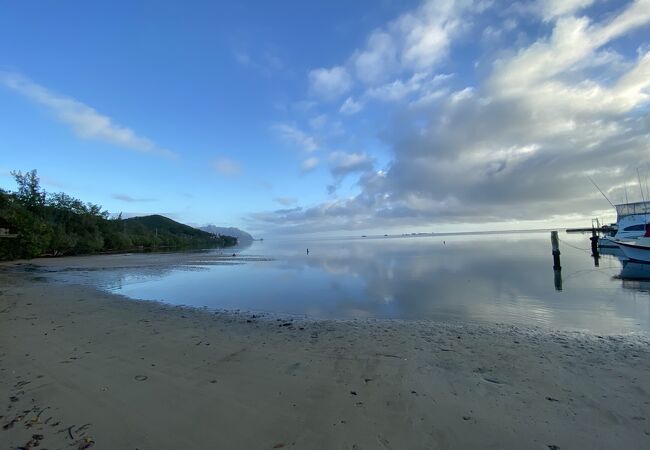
[56,232,650,333]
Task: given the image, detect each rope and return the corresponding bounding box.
[557,237,592,254]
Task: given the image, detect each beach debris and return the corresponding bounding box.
[78,436,96,449]
[21,433,45,448]
[134,375,148,381]
[546,396,560,402]
[374,352,402,359]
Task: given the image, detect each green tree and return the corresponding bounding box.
[11,169,45,213]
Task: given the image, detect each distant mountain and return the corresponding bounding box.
[123,215,237,247]
[126,215,210,237]
[199,225,254,243]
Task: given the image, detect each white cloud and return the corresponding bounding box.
[352,31,397,84]
[492,1,650,94]
[233,48,285,76]
[0,71,176,158]
[271,123,319,152]
[391,0,475,71]
[301,157,320,172]
[112,194,157,203]
[274,197,298,206]
[304,0,469,113]
[253,0,650,233]
[537,0,596,20]
[309,114,327,130]
[366,72,452,103]
[308,66,352,101]
[213,158,241,176]
[339,96,363,114]
[328,151,375,177]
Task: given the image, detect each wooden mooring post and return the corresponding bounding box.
[590,227,600,267]
[551,231,562,291]
[551,231,561,270]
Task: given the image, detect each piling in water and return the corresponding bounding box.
[551,231,561,270]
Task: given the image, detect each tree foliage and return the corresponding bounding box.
[0,170,237,260]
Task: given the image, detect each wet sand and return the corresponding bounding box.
[1,256,649,449]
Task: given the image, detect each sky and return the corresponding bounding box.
[1,0,650,236]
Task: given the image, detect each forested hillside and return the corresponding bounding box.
[0,170,237,260]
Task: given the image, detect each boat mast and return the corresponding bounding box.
[588,176,614,208]
[637,168,648,222]
[637,168,646,203]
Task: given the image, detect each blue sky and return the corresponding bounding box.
[2,0,650,236]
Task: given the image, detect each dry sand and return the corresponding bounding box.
[1,255,649,449]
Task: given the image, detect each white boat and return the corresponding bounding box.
[616,225,650,262]
[599,201,650,248]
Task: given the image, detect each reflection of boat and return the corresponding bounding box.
[618,262,650,294]
[616,225,650,262]
[619,260,650,280]
[598,245,626,258]
[599,201,650,248]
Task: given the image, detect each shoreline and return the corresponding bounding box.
[1,263,650,449]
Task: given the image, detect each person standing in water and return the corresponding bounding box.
[307,248,309,255]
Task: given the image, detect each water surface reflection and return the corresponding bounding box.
[53,233,650,333]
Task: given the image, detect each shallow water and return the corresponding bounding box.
[49,232,650,333]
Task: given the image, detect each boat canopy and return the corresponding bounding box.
[615,201,650,219]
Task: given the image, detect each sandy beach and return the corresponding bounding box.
[1,256,650,449]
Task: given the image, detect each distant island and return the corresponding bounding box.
[0,170,237,260]
[199,225,253,244]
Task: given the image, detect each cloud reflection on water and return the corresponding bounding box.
[45,234,650,334]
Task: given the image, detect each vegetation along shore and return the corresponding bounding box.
[0,170,237,260]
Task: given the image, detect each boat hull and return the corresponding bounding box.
[598,236,621,248]
[616,240,650,262]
